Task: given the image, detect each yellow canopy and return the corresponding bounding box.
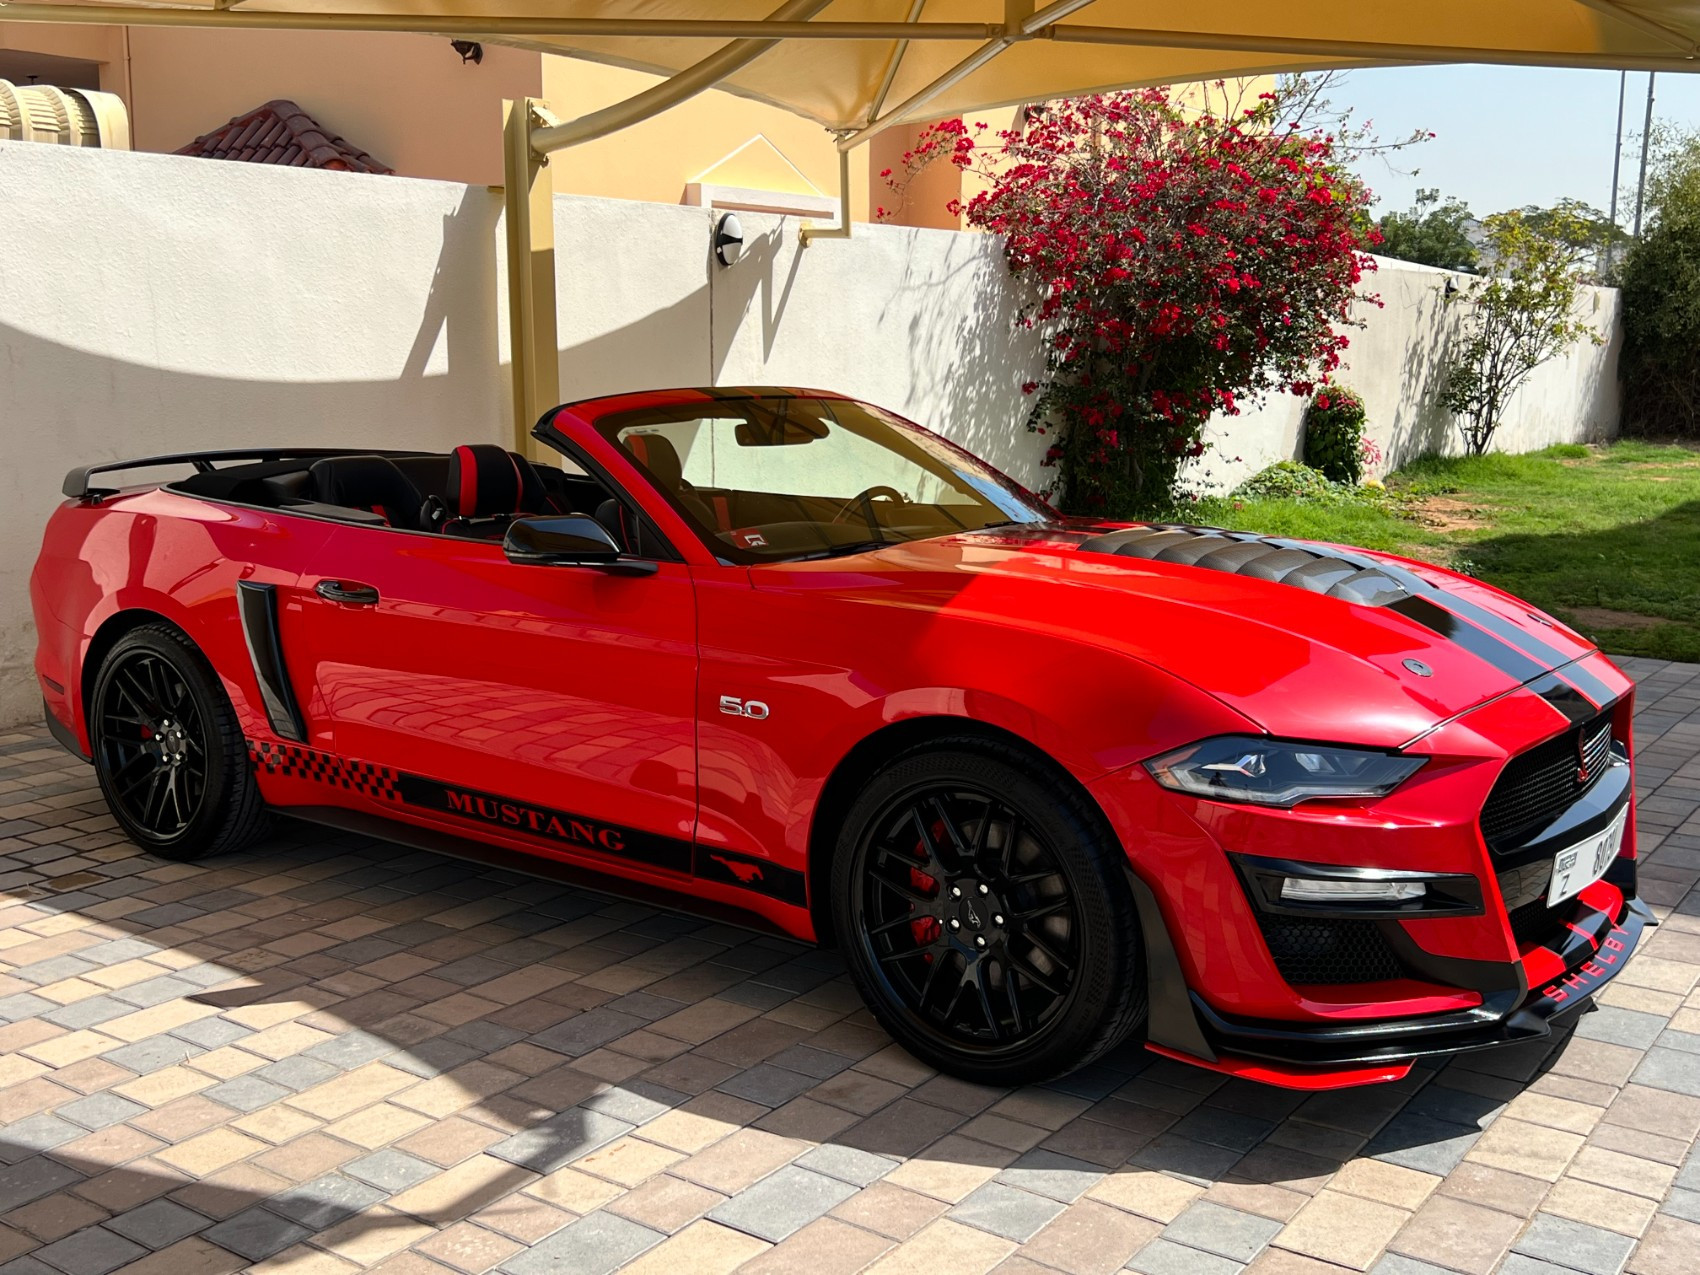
[5,1,1698,144]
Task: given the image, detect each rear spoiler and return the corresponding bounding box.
[63,448,434,501]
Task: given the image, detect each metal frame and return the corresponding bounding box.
[5,0,1696,446]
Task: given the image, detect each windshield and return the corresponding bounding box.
[592,395,1055,563]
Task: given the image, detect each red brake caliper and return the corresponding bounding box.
[909,824,942,948]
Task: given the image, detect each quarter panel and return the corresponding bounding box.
[33,491,326,754]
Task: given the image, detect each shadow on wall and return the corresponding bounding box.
[708,215,1051,493]
[1382,279,1459,471]
[890,236,1050,492]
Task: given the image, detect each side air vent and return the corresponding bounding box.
[1078,526,1413,607]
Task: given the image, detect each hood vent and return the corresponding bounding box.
[1079,526,1412,608]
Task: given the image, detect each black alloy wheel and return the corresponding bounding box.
[91,624,269,860]
[97,648,207,840]
[833,742,1146,1084]
[856,784,1079,1048]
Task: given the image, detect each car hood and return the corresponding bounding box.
[759,522,1605,748]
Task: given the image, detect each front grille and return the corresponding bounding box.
[1480,715,1613,847]
[1253,915,1405,985]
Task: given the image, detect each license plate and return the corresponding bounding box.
[1547,806,1629,906]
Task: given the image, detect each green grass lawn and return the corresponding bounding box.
[1191,440,1700,663]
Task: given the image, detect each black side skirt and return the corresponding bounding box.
[285,805,790,939]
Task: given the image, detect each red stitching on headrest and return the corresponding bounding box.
[454,445,477,517]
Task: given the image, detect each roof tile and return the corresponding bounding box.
[175,99,392,175]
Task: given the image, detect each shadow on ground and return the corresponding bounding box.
[0,725,1676,1272]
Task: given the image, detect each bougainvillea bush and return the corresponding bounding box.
[1303,385,1369,484]
[885,83,1382,515]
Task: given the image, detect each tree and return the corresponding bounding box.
[1441,210,1602,455]
[1619,125,1700,435]
[1517,198,1628,280]
[885,79,1382,515]
[1376,189,1479,272]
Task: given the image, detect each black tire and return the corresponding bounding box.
[90,623,270,861]
[831,739,1147,1085]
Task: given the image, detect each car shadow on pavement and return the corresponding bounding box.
[0,737,1653,1272]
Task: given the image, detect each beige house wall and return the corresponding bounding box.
[539,57,870,217]
[123,29,540,185]
[0,22,1271,230]
[0,20,129,100]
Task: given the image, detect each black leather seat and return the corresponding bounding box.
[426,444,563,537]
[622,433,720,529]
[308,456,427,531]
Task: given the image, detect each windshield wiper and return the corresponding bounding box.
[790,539,892,561]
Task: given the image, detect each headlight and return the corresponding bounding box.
[1145,736,1425,808]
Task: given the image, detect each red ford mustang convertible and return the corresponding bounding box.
[31,388,1647,1087]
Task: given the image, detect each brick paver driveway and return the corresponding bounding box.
[2,660,1699,1275]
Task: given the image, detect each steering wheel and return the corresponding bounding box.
[831,485,908,525]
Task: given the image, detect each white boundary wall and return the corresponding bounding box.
[0,143,1620,726]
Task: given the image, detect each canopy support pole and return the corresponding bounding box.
[800,144,854,244]
[503,98,559,457]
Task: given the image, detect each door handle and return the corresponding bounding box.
[315,579,380,606]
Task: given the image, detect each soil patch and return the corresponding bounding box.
[1565,606,1669,633]
[1412,496,1495,533]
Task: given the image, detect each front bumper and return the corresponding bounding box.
[1128,861,1650,1089]
[1099,661,1649,1090]
[1192,887,1649,1072]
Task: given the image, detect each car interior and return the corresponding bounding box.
[167,444,671,557]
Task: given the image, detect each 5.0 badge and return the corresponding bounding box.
[718,696,770,720]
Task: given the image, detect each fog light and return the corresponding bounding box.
[1280,878,1426,904]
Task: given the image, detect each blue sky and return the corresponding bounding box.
[1330,65,1700,223]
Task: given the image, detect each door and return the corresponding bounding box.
[284,522,699,878]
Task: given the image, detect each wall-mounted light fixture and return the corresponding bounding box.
[714,212,744,267]
[450,40,484,65]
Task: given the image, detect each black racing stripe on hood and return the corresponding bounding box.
[1257,536,1584,672]
[1556,660,1617,708]
[1525,673,1601,724]
[1386,596,1549,685]
[1079,525,1590,689]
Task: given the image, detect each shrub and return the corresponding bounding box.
[1230,460,1384,506]
[1303,387,1368,484]
[888,79,1380,517]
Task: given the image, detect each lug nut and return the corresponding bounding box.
[978,883,989,895]
[993,914,1004,926]
[951,886,962,898]
[974,936,987,948]
[949,919,961,930]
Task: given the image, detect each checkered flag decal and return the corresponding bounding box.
[247,740,400,802]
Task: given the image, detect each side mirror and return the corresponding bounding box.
[502,516,655,574]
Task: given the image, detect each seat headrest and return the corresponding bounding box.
[447,444,545,519]
[308,456,425,531]
[625,433,685,492]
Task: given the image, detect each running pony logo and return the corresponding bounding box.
[710,854,764,884]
